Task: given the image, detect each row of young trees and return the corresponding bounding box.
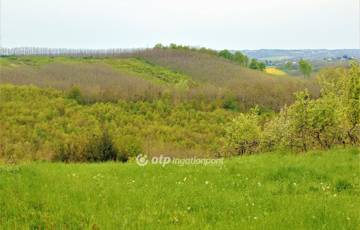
[225,63,359,154]
[0,47,136,57]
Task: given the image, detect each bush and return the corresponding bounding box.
[115,136,143,158]
[286,90,312,151]
[53,129,128,163]
[261,108,290,152]
[53,136,88,162]
[307,96,341,149]
[85,129,127,162]
[225,112,261,155]
[222,96,238,111]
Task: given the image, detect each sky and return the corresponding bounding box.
[1,0,359,50]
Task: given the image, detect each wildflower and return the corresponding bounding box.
[205,181,209,185]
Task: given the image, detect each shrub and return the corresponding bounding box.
[115,136,143,158]
[225,112,261,155]
[261,108,290,151]
[287,90,312,152]
[53,129,128,163]
[53,136,88,162]
[85,129,126,162]
[222,96,238,111]
[307,96,341,149]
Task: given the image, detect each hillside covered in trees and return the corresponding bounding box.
[0,47,358,162]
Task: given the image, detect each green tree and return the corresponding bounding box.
[233,51,249,67]
[299,59,312,78]
[154,43,164,49]
[218,50,233,60]
[249,59,266,71]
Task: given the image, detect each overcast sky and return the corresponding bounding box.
[1,0,359,49]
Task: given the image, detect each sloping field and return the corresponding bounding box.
[0,148,358,229]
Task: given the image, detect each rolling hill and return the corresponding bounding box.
[0,48,318,111]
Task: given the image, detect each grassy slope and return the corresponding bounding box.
[0,148,359,229]
[105,58,194,87]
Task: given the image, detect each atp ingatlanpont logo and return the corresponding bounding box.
[136,154,223,167]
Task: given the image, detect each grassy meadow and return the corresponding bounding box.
[0,148,359,229]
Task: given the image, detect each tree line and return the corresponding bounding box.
[0,47,138,57]
[154,43,267,71]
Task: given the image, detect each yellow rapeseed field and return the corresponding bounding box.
[265,67,287,76]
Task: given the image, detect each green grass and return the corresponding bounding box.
[0,148,359,229]
[105,58,194,88]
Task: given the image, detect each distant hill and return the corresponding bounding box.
[242,49,360,61]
